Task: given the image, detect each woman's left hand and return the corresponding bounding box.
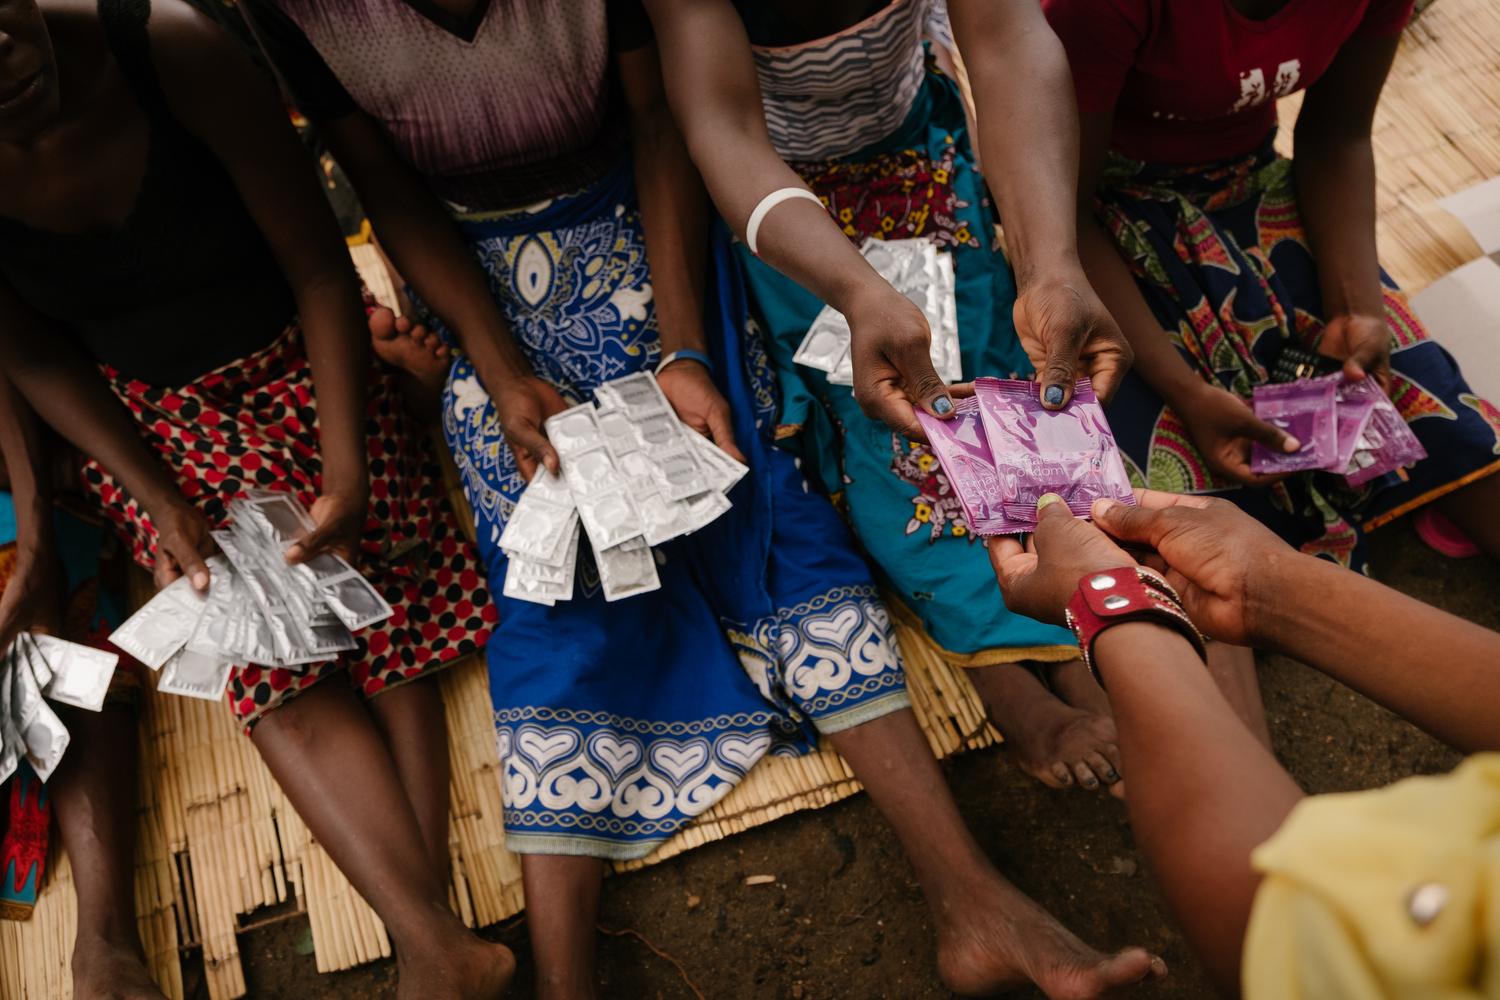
[1013,275,1133,408]
[1319,312,1392,391]
[287,489,367,565]
[656,359,745,463]
[987,495,1138,626]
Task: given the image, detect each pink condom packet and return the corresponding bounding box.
[1250,376,1338,474]
[916,396,1009,534]
[970,377,1136,534]
[1341,377,1427,486]
[1331,376,1381,472]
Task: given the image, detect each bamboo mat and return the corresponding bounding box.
[4,1,1497,993]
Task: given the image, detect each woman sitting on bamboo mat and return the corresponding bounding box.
[990,490,1500,999]
[0,2,511,997]
[0,375,155,993]
[239,2,1163,996]
[639,0,1184,798]
[1045,0,1500,562]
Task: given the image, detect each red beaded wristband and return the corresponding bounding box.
[1064,566,1208,689]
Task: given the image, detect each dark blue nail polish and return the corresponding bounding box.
[933,396,954,416]
[1044,385,1065,407]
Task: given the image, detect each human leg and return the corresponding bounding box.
[825,709,1164,998]
[969,661,1122,794]
[519,855,606,1000]
[1206,642,1271,748]
[368,675,453,886]
[51,704,165,1000]
[251,680,513,1000]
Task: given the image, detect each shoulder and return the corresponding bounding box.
[144,0,271,103]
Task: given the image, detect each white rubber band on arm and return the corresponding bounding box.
[744,187,825,256]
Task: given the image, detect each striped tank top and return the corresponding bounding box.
[749,0,932,162]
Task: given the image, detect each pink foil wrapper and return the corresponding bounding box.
[1331,377,1381,472]
[916,397,1008,534]
[968,377,1136,534]
[1250,377,1338,474]
[1342,377,1427,486]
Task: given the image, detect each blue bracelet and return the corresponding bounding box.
[656,348,715,376]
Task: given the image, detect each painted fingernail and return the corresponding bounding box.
[1043,385,1065,407]
[1036,493,1064,512]
[932,396,954,416]
[1283,436,1302,453]
[1083,776,1099,789]
[1105,768,1120,782]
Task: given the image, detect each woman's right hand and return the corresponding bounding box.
[1090,490,1291,645]
[493,374,570,481]
[1173,382,1300,487]
[845,286,954,441]
[149,499,217,592]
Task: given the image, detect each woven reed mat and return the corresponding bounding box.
[5,1,1497,993]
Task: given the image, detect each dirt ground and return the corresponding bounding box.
[193,521,1491,999]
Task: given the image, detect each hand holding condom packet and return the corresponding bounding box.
[920,378,1135,536]
[1249,374,1427,483]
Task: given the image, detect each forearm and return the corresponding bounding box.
[958,8,1083,289]
[630,100,711,356]
[0,343,184,516]
[1095,622,1302,992]
[1293,135,1384,319]
[1079,217,1203,406]
[1252,553,1500,752]
[294,272,370,497]
[0,374,57,561]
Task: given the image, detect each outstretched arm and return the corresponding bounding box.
[618,38,743,461]
[948,0,1130,405]
[0,373,63,648]
[152,0,370,561]
[0,283,214,591]
[1293,31,1403,387]
[1093,491,1500,753]
[644,0,951,440]
[988,499,1302,993]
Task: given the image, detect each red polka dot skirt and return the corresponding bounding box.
[79,325,497,730]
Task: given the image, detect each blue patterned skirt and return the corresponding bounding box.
[434,160,909,859]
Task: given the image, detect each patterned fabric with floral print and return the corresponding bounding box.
[738,69,1079,664]
[1097,134,1500,571]
[78,325,496,730]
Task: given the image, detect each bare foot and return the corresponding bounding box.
[397,934,516,1000]
[936,880,1166,998]
[72,936,167,1000]
[971,663,1124,795]
[370,306,452,394]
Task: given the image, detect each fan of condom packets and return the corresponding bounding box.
[499,371,750,605]
[1249,373,1428,482]
[793,236,963,386]
[917,377,1137,536]
[1,632,120,784]
[108,491,393,703]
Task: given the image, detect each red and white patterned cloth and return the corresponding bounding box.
[79,325,496,729]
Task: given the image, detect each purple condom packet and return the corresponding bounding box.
[1342,378,1428,486]
[1331,376,1381,472]
[916,397,1009,534]
[971,377,1136,534]
[1250,377,1338,474]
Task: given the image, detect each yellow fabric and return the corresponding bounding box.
[1244,754,1500,999]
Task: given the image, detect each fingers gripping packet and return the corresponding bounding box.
[972,377,1136,533]
[1250,377,1339,474]
[1342,377,1427,486]
[916,397,1008,535]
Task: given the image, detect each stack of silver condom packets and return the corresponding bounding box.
[109,490,393,703]
[793,236,962,387]
[499,371,749,606]
[1,631,120,784]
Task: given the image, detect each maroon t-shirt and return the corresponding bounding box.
[1043,0,1414,164]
